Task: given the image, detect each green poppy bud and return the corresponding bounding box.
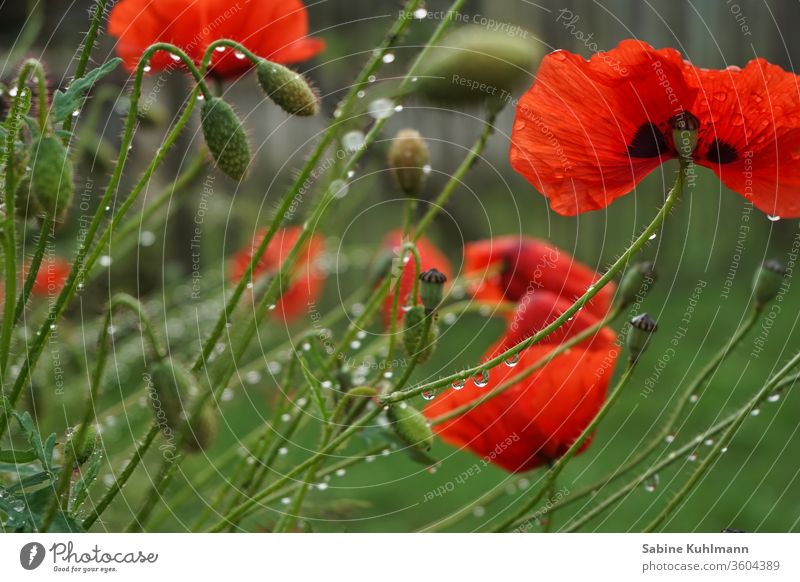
[403,305,438,364]
[627,313,658,363]
[670,112,700,159]
[256,61,319,117]
[387,402,434,453]
[753,259,787,308]
[419,268,447,314]
[29,135,74,222]
[617,261,656,307]
[65,424,99,467]
[15,176,42,221]
[200,97,251,181]
[388,129,430,196]
[149,360,216,453]
[415,27,539,105]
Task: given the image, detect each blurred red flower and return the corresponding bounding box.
[425,242,619,472]
[379,230,452,326]
[463,236,614,320]
[229,226,325,321]
[29,256,71,297]
[109,0,324,77]
[511,39,800,217]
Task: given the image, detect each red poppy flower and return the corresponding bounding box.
[379,230,452,326]
[511,39,800,217]
[229,226,326,321]
[463,236,614,320]
[109,0,324,77]
[425,246,619,473]
[28,257,71,297]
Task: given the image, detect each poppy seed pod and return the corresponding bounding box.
[617,261,656,307]
[419,268,447,314]
[183,406,218,453]
[256,61,319,117]
[415,27,538,105]
[670,111,700,158]
[65,425,99,467]
[387,402,434,453]
[29,135,74,223]
[627,313,658,363]
[753,259,787,308]
[200,97,251,181]
[388,129,430,196]
[403,305,438,364]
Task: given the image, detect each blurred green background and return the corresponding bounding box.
[2,0,800,532]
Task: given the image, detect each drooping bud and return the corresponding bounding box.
[753,259,787,308]
[670,111,699,159]
[403,305,438,363]
[148,360,217,453]
[200,97,251,181]
[29,135,74,223]
[64,425,99,467]
[627,313,658,363]
[415,27,539,105]
[617,261,656,307]
[387,402,434,453]
[419,268,447,314]
[15,177,42,221]
[256,61,319,117]
[388,129,430,196]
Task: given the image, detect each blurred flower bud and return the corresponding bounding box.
[670,112,699,159]
[415,27,539,105]
[256,61,319,117]
[403,305,438,364]
[388,129,429,196]
[617,261,656,307]
[627,313,657,363]
[753,259,787,308]
[419,268,447,314]
[200,97,251,181]
[29,135,74,223]
[387,402,434,453]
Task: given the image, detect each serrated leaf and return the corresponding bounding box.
[52,58,122,123]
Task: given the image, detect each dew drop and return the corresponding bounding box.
[143,65,152,73]
[280,413,291,422]
[331,179,349,199]
[139,231,156,247]
[505,354,520,368]
[451,378,466,390]
[245,370,262,385]
[767,393,781,403]
[413,7,428,19]
[643,474,659,493]
[368,98,395,120]
[664,433,675,444]
[473,370,490,388]
[72,109,80,117]
[278,446,288,455]
[335,468,347,477]
[648,233,657,241]
[421,389,437,401]
[215,46,226,53]
[688,451,698,462]
[767,214,781,222]
[343,130,366,152]
[689,393,699,403]
[234,51,246,60]
[368,75,377,83]
[750,408,761,416]
[99,255,112,267]
[382,53,395,64]
[704,438,715,446]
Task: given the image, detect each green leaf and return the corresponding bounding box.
[6,470,53,494]
[70,448,103,514]
[0,448,39,463]
[52,58,122,123]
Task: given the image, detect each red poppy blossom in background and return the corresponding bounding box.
[229,226,326,321]
[463,236,614,321]
[511,39,800,217]
[109,0,324,77]
[28,257,71,297]
[379,230,453,326]
[425,243,619,473]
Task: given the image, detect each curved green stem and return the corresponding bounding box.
[14,215,54,325]
[393,313,433,390]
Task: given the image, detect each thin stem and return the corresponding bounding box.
[645,348,800,531]
[393,313,433,390]
[82,423,160,529]
[431,306,623,426]
[383,163,686,406]
[496,362,637,532]
[14,215,54,325]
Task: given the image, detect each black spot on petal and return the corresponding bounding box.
[627,122,669,158]
[706,139,738,164]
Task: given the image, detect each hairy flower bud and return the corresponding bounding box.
[617,261,656,307]
[388,129,430,196]
[256,61,319,117]
[419,268,447,314]
[753,259,787,308]
[415,27,539,105]
[200,97,251,181]
[29,135,74,222]
[627,313,658,363]
[387,402,434,453]
[403,305,438,364]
